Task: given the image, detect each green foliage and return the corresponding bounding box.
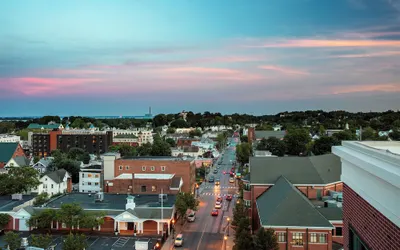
[0,122,16,134]
[255,124,273,131]
[232,200,246,227]
[166,138,176,147]
[56,203,83,231]
[236,143,252,165]
[117,144,138,157]
[175,192,199,224]
[0,214,10,229]
[153,114,169,127]
[284,128,311,156]
[70,118,87,129]
[82,152,91,164]
[150,135,172,156]
[332,130,357,141]
[253,228,279,250]
[67,147,85,161]
[29,234,53,249]
[389,130,400,140]
[240,135,248,143]
[28,209,57,232]
[33,156,40,164]
[137,143,153,156]
[256,137,286,157]
[78,211,106,230]
[0,166,41,195]
[4,231,21,250]
[63,233,88,250]
[33,192,49,206]
[312,136,338,155]
[170,119,189,128]
[361,127,378,140]
[166,127,176,134]
[189,129,202,138]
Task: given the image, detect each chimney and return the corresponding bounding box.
[126,195,136,210]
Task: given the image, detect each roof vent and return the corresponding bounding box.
[88,193,92,197]
[11,194,23,201]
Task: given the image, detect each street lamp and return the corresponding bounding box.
[171,219,175,238]
[226,217,231,236]
[224,235,228,250]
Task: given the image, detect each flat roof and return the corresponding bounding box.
[135,174,175,179]
[0,195,36,212]
[358,141,400,155]
[120,156,192,161]
[43,193,176,210]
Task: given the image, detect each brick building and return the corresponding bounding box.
[32,130,113,157]
[247,127,286,143]
[103,156,195,195]
[176,138,200,148]
[333,141,400,250]
[0,142,26,168]
[246,154,344,250]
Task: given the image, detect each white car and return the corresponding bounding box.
[215,201,222,209]
[187,212,196,222]
[174,234,184,247]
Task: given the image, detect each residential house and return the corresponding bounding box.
[79,165,102,193]
[333,141,400,250]
[5,155,30,168]
[32,169,72,196]
[31,157,54,174]
[103,156,195,194]
[112,128,153,145]
[0,142,26,168]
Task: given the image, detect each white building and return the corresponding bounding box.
[5,156,30,168]
[0,134,21,143]
[102,152,121,181]
[171,146,206,158]
[32,169,71,196]
[79,165,102,193]
[112,129,153,145]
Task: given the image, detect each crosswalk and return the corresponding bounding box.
[203,186,237,189]
[202,193,239,197]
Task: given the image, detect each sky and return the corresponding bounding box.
[1,0,400,116]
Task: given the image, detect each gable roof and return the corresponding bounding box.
[250,154,341,185]
[256,176,333,228]
[34,157,54,168]
[44,169,69,184]
[27,123,61,129]
[13,156,30,167]
[254,131,286,140]
[317,207,343,221]
[0,142,19,163]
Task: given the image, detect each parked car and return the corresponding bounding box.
[187,212,196,222]
[174,234,184,247]
[211,209,219,216]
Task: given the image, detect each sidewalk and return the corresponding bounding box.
[161,220,186,250]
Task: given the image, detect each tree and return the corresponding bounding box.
[233,216,253,250]
[56,203,83,232]
[82,152,91,164]
[257,137,286,157]
[312,136,338,155]
[389,130,400,140]
[255,124,273,131]
[236,143,252,165]
[284,128,311,156]
[33,156,40,164]
[0,167,41,195]
[28,209,57,233]
[189,129,202,138]
[67,147,85,161]
[70,118,86,129]
[240,135,248,143]
[33,192,49,206]
[78,212,106,231]
[63,233,88,250]
[4,231,21,250]
[137,143,152,156]
[361,127,378,140]
[174,192,199,224]
[30,234,52,249]
[153,114,168,127]
[0,214,10,230]
[232,200,246,228]
[118,144,137,157]
[166,138,176,147]
[166,127,176,134]
[253,228,279,250]
[151,135,172,156]
[332,130,356,141]
[170,119,189,128]
[54,159,81,183]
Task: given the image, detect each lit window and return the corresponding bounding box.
[152,186,157,192]
[88,174,92,178]
[310,233,317,243]
[142,166,146,171]
[277,232,286,242]
[151,166,155,171]
[319,234,327,243]
[95,174,99,178]
[292,233,303,246]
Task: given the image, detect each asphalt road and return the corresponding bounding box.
[177,137,239,250]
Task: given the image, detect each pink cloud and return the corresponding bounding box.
[16,77,102,85]
[328,50,400,58]
[330,83,400,95]
[161,67,240,74]
[258,65,310,75]
[246,39,400,48]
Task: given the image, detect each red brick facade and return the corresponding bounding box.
[272,228,332,250]
[112,159,195,193]
[343,183,400,250]
[176,138,199,148]
[247,127,255,143]
[107,175,180,195]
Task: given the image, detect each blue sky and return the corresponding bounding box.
[1,0,400,116]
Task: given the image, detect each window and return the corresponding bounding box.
[141,185,146,192]
[152,186,157,192]
[95,182,99,186]
[95,174,99,178]
[88,182,92,185]
[142,166,146,171]
[292,233,303,245]
[161,166,166,171]
[88,174,92,177]
[151,166,155,171]
[244,200,251,207]
[82,173,84,178]
[126,166,129,170]
[119,166,123,170]
[51,184,54,188]
[319,234,327,243]
[277,232,286,242]
[43,184,47,188]
[335,227,343,236]
[349,227,370,250]
[310,233,317,243]
[62,223,66,228]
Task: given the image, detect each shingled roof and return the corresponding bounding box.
[250,154,341,185]
[0,142,19,163]
[256,176,333,228]
[44,169,69,184]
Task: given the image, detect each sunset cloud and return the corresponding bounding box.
[258,65,310,75]
[246,39,400,48]
[330,83,400,95]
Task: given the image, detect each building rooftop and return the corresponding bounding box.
[0,195,36,212]
[0,142,19,163]
[250,154,341,185]
[43,193,176,210]
[134,174,175,180]
[120,156,192,161]
[317,207,343,221]
[256,176,333,228]
[358,141,400,155]
[254,130,286,140]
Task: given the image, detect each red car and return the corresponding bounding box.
[217,196,223,202]
[211,209,219,216]
[223,171,226,175]
[226,194,233,201]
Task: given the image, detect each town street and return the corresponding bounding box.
[172,136,239,250]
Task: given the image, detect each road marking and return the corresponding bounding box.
[89,236,100,247]
[196,221,209,250]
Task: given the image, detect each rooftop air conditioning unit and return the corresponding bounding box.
[11,194,23,201]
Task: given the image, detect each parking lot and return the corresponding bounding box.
[0,234,160,250]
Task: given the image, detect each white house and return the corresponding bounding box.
[5,156,30,169]
[79,165,102,193]
[32,169,71,196]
